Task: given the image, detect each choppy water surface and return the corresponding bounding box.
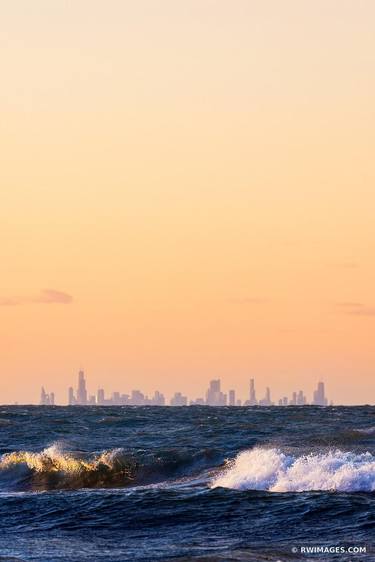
[0,406,374,561]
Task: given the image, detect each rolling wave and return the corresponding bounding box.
[3,442,375,494]
[211,447,375,492]
[0,444,218,492]
[0,445,137,491]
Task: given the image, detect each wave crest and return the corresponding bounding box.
[0,445,137,490]
[211,448,375,492]
[0,444,218,492]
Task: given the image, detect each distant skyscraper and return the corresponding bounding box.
[170,392,187,406]
[259,386,272,406]
[206,379,226,406]
[313,381,328,406]
[249,378,257,405]
[152,391,165,406]
[40,387,54,405]
[76,370,87,405]
[131,390,145,405]
[68,386,75,405]
[40,387,48,405]
[97,388,105,405]
[266,387,271,404]
[40,387,46,405]
[229,389,235,406]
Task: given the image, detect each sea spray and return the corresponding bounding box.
[211,448,375,492]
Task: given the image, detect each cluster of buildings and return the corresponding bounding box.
[40,387,55,406]
[194,378,315,407]
[67,371,167,406]
[164,378,327,407]
[41,371,330,407]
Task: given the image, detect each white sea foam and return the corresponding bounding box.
[211,448,375,492]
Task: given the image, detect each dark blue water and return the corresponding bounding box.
[0,406,374,561]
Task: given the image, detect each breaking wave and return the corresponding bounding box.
[0,445,137,491]
[211,447,375,492]
[0,444,218,492]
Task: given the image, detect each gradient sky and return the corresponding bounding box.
[1,0,375,405]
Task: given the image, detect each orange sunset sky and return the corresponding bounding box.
[1,1,375,405]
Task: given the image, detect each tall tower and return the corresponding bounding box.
[229,389,235,406]
[97,388,105,405]
[265,386,271,405]
[313,381,327,406]
[40,387,47,405]
[206,379,222,405]
[249,379,257,405]
[68,386,75,405]
[76,370,87,405]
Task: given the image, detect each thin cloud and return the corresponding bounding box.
[336,302,375,317]
[348,307,375,317]
[33,289,73,304]
[0,289,73,306]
